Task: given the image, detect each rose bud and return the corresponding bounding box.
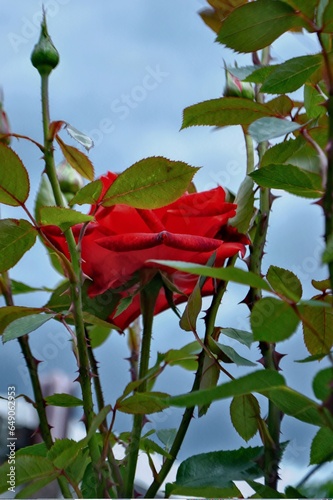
[0,89,10,144]
[56,159,84,202]
[223,68,254,100]
[31,12,59,76]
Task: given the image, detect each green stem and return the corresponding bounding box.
[87,335,124,497]
[124,278,160,498]
[145,259,236,498]
[323,95,333,292]
[40,74,103,493]
[243,128,255,175]
[0,272,73,499]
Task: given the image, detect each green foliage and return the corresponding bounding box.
[182,97,272,129]
[230,394,260,441]
[38,206,94,231]
[216,0,306,52]
[2,312,56,342]
[266,265,302,302]
[56,135,95,181]
[248,117,303,143]
[249,164,323,198]
[69,179,103,206]
[260,54,323,94]
[166,446,264,497]
[251,297,300,342]
[102,156,199,208]
[2,1,333,497]
[310,426,333,465]
[0,144,30,206]
[0,219,38,272]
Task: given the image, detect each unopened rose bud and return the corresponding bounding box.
[0,89,10,144]
[0,108,10,145]
[223,69,254,100]
[57,159,84,202]
[31,11,59,76]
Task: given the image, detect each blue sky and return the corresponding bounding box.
[0,0,331,492]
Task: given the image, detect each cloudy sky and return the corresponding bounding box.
[0,0,330,492]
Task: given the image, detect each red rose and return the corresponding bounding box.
[44,172,249,331]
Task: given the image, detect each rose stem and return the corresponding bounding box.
[86,331,124,496]
[124,276,161,498]
[40,72,103,492]
[0,271,73,499]
[318,31,333,292]
[145,256,236,498]
[248,46,282,490]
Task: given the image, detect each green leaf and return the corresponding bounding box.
[181,97,272,129]
[198,352,220,416]
[47,438,82,470]
[65,123,94,151]
[0,144,29,206]
[179,280,202,332]
[266,95,294,116]
[300,302,333,356]
[45,393,83,407]
[304,83,327,119]
[34,174,57,216]
[2,312,56,342]
[56,135,94,181]
[251,297,300,342]
[209,338,257,366]
[148,261,273,292]
[83,405,111,444]
[16,442,48,457]
[250,164,323,198]
[219,327,254,348]
[0,305,44,335]
[310,427,333,464]
[44,280,71,312]
[87,324,112,349]
[15,474,60,499]
[261,135,322,174]
[0,278,50,296]
[117,392,170,414]
[141,436,172,459]
[322,0,333,32]
[247,480,286,498]
[230,394,260,441]
[0,455,57,493]
[165,370,285,408]
[229,176,255,233]
[0,219,38,272]
[217,0,305,53]
[248,117,303,143]
[266,386,324,426]
[282,0,318,19]
[102,157,199,209]
[295,352,331,363]
[261,54,322,94]
[69,179,103,206]
[266,265,302,302]
[164,342,200,371]
[156,428,177,451]
[245,65,277,85]
[312,279,331,292]
[312,367,333,401]
[227,65,261,81]
[39,206,94,231]
[168,446,263,498]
